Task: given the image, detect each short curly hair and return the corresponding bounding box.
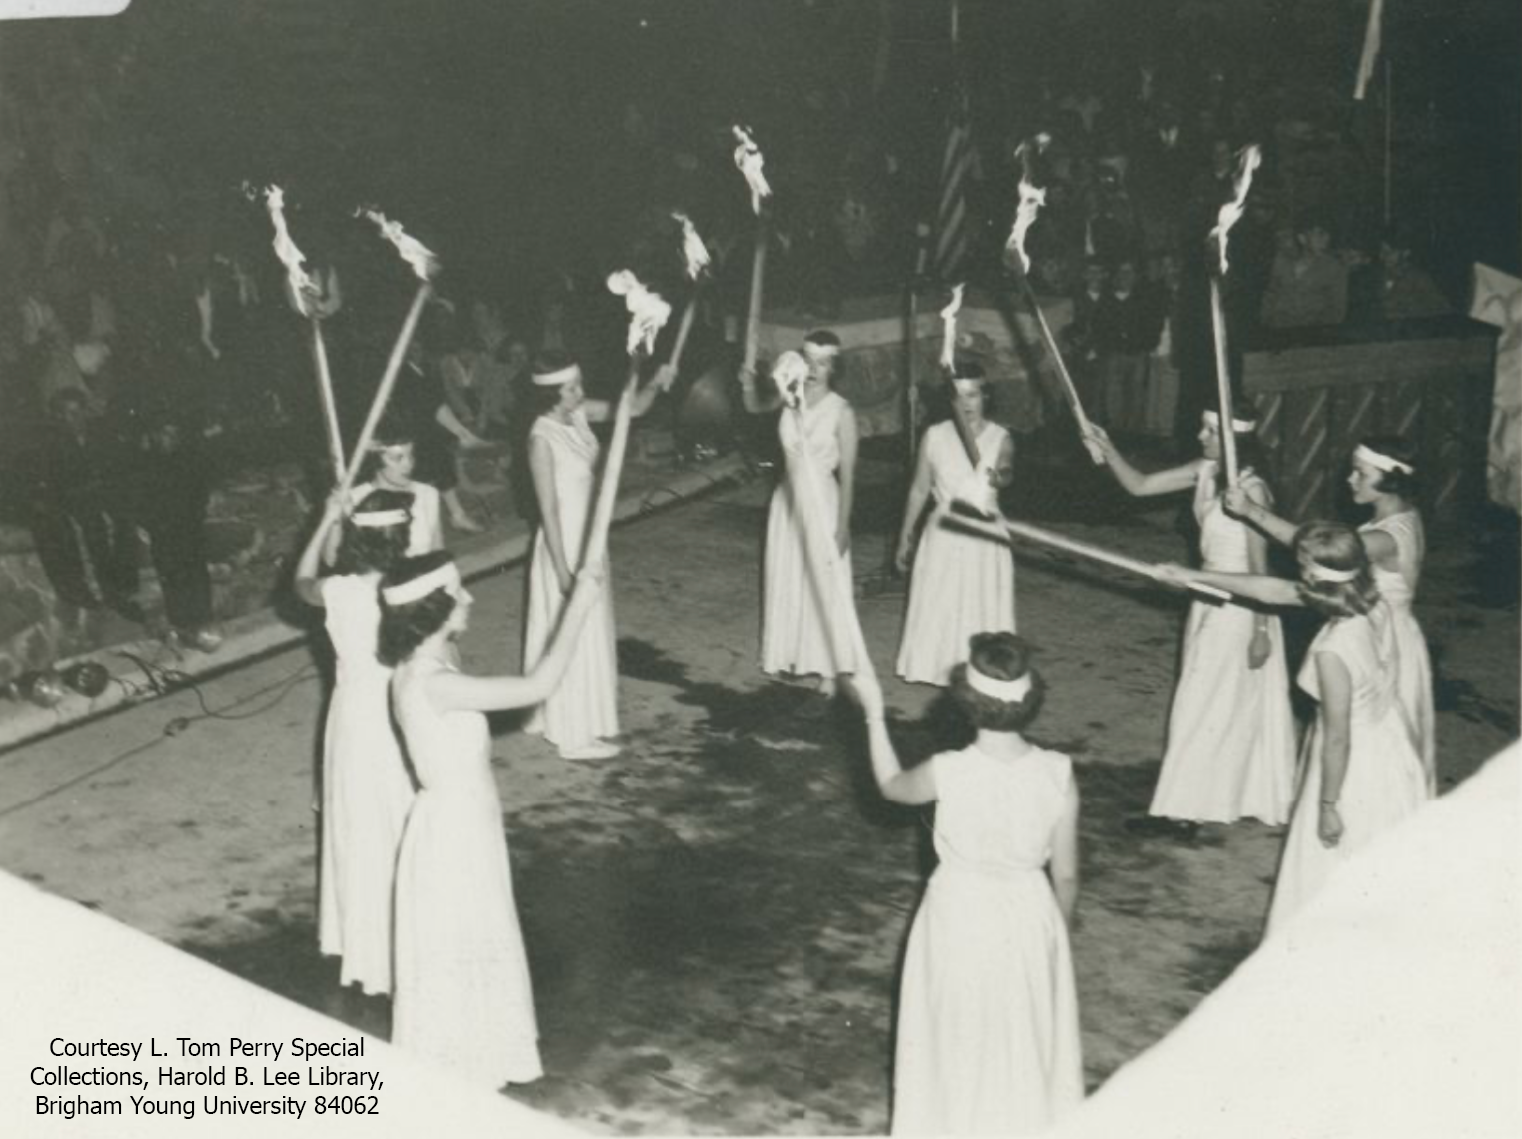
[948,632,1046,731]
[1355,434,1420,501]
[1294,521,1379,618]
[333,488,412,577]
[377,551,458,666]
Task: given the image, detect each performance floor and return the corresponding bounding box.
[1,455,1515,1134]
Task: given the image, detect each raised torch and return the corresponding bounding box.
[1205,143,1262,488]
[734,125,773,375]
[265,185,345,481]
[339,209,440,499]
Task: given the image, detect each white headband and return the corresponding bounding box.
[381,562,460,606]
[533,362,582,387]
[802,341,841,362]
[352,508,410,528]
[1201,409,1257,433]
[965,663,1033,702]
[1303,560,1361,584]
[1354,444,1414,475]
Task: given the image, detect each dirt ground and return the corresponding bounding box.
[0,450,1516,1135]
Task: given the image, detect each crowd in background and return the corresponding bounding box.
[0,0,1500,638]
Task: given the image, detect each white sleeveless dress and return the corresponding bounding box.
[1150,464,1297,823]
[522,410,619,750]
[1265,603,1429,934]
[896,420,1017,686]
[762,390,857,676]
[1360,511,1434,774]
[317,573,415,995]
[391,656,543,1086]
[892,744,1084,1135]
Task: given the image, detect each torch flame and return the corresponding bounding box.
[770,350,808,410]
[940,283,965,370]
[1005,133,1053,275]
[672,212,711,280]
[360,208,439,282]
[607,269,673,356]
[1208,144,1262,275]
[265,185,318,318]
[732,125,772,215]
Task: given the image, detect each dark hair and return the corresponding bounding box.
[333,488,413,577]
[526,348,577,419]
[1294,521,1379,618]
[949,358,986,383]
[377,551,458,666]
[949,632,1046,731]
[803,329,841,351]
[1355,434,1420,501]
[372,414,417,449]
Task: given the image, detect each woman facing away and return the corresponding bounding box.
[378,550,605,1087]
[853,633,1083,1136]
[1086,412,1296,829]
[1159,522,1432,934]
[894,359,1017,686]
[521,349,670,760]
[1225,434,1434,788]
[739,330,861,697]
[293,487,416,996]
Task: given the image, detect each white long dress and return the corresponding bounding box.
[391,655,543,1086]
[317,574,415,995]
[762,390,856,676]
[1150,464,1297,823]
[522,410,618,750]
[893,744,1083,1136]
[1265,603,1429,934]
[1361,510,1434,773]
[896,420,1016,686]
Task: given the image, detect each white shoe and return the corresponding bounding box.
[558,740,621,760]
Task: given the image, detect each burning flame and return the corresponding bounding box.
[770,350,808,410]
[940,283,965,370]
[607,269,672,356]
[672,212,711,280]
[264,185,318,317]
[1005,134,1051,275]
[1208,144,1262,275]
[732,125,772,215]
[360,208,439,281]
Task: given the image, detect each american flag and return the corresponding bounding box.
[933,81,978,282]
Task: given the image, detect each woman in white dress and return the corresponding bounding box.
[1161,522,1431,933]
[1087,413,1296,827]
[293,488,416,996]
[346,423,444,557]
[522,351,670,760]
[854,633,1083,1135]
[378,550,605,1086]
[740,330,860,694]
[895,361,1016,686]
[1225,434,1434,788]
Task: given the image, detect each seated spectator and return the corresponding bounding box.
[1350,231,1453,323]
[1259,217,1349,329]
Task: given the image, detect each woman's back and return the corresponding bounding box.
[931,743,1072,877]
[392,657,492,794]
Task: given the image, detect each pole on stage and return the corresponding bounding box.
[733,126,773,376]
[939,284,982,468]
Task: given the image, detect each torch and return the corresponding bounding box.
[264,186,345,482]
[1003,135,1104,464]
[1205,144,1262,488]
[945,501,1232,603]
[582,269,673,572]
[338,209,440,499]
[665,211,711,378]
[734,125,773,375]
[938,284,982,469]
